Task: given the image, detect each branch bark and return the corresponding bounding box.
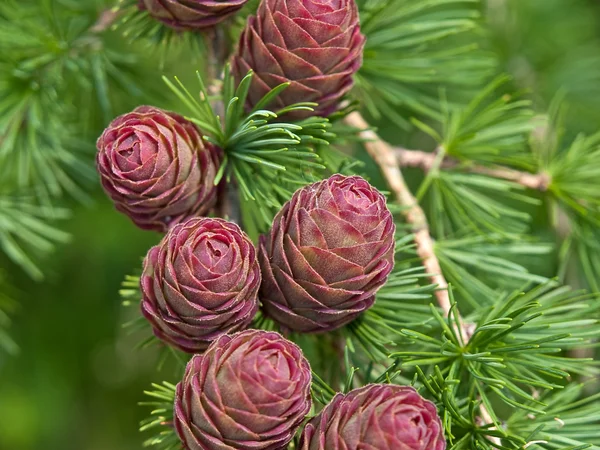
[395,147,550,191]
[90,8,120,34]
[345,112,452,317]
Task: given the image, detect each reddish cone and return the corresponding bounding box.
[301,384,446,450]
[259,175,395,332]
[141,217,260,353]
[232,0,365,117]
[174,330,312,449]
[96,106,220,232]
[139,0,249,31]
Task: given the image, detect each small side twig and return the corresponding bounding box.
[395,147,551,191]
[346,112,501,445]
[90,8,121,34]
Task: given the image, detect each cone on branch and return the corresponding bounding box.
[174,330,312,450]
[259,174,395,333]
[138,0,249,31]
[140,217,260,353]
[232,0,365,117]
[96,106,220,232]
[300,384,446,450]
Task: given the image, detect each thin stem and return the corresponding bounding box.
[345,112,451,316]
[90,8,121,34]
[395,147,551,191]
[205,27,229,88]
[204,33,242,224]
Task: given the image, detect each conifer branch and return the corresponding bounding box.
[347,112,504,445]
[395,147,551,191]
[345,112,451,317]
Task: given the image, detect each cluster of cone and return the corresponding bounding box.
[108,170,395,350]
[175,329,446,450]
[97,0,446,448]
[97,104,395,344]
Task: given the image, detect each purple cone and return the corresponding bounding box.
[232,0,366,117]
[96,106,220,232]
[141,217,260,353]
[301,384,446,450]
[259,174,395,333]
[139,0,249,31]
[174,330,312,449]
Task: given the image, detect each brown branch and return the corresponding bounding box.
[90,8,121,34]
[345,112,451,317]
[395,147,551,191]
[346,112,501,445]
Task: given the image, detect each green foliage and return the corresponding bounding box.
[165,67,333,238]
[532,97,600,292]
[408,78,540,238]
[562,220,600,293]
[415,76,536,168]
[508,383,600,450]
[140,382,179,450]
[356,0,496,128]
[435,235,552,311]
[0,192,71,280]
[0,271,18,355]
[391,284,600,449]
[425,171,539,237]
[0,0,160,278]
[547,131,600,224]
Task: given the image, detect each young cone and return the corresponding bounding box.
[300,384,446,450]
[141,217,260,353]
[232,0,365,117]
[139,0,249,30]
[259,175,395,333]
[174,330,312,450]
[96,106,220,232]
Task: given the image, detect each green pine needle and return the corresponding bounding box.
[436,235,552,311]
[139,382,179,450]
[164,67,334,237]
[0,192,71,280]
[392,283,600,435]
[0,271,18,355]
[356,0,496,128]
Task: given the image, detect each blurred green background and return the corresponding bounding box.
[1,0,600,449]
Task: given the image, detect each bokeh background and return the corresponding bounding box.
[1,0,600,449]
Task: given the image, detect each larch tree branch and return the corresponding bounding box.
[395,147,551,191]
[344,112,451,317]
[346,112,502,445]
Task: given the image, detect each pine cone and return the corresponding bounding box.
[259,175,395,333]
[139,0,248,31]
[96,106,220,232]
[300,384,446,450]
[174,330,312,450]
[232,0,365,117]
[141,217,260,353]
